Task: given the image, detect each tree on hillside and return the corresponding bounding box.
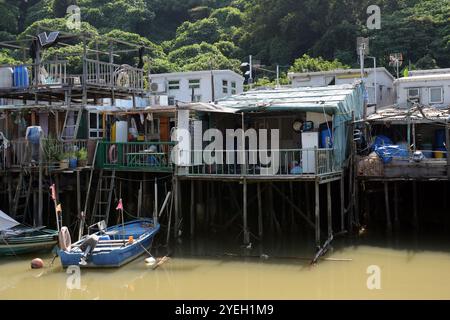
[52,0,78,18]
[289,54,349,73]
[171,18,221,50]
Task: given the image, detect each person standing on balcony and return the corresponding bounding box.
[25,126,43,164]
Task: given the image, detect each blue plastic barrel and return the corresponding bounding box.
[320,129,332,148]
[13,65,29,88]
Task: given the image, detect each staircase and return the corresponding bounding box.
[89,170,116,225]
[12,170,32,223]
[60,108,83,140]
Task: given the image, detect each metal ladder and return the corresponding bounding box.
[60,108,83,140]
[12,170,32,223]
[89,170,116,225]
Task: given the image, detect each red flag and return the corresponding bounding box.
[50,184,56,201]
[116,198,123,210]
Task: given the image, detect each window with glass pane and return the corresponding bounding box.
[222,80,228,94]
[168,80,180,90]
[89,112,103,138]
[189,79,200,89]
[429,87,443,104]
[231,81,236,88]
[168,96,175,106]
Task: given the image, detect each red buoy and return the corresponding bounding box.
[31,258,44,269]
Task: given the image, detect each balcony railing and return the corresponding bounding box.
[85,59,145,91]
[176,148,337,176]
[1,138,87,169]
[0,60,67,90]
[95,141,175,172]
[0,59,145,92]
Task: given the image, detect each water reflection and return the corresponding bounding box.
[1,228,450,299]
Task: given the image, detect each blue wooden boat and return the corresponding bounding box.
[59,218,160,268]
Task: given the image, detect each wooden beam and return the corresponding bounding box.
[272,183,315,229]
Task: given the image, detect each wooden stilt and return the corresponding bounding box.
[327,182,332,238]
[394,182,399,224]
[173,177,179,238]
[243,178,250,245]
[37,143,43,227]
[268,183,274,233]
[384,182,392,231]
[340,175,345,232]
[305,182,311,219]
[257,182,263,239]
[413,181,418,228]
[76,170,81,216]
[137,181,142,218]
[354,179,360,226]
[289,181,296,232]
[315,181,320,248]
[7,173,12,214]
[190,180,195,237]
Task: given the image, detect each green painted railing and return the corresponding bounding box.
[95,141,176,172]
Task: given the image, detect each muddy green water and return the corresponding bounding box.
[1,234,450,299]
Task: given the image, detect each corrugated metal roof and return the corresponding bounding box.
[212,83,362,113]
[395,73,450,83]
[367,105,450,123]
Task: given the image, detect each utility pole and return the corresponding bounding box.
[249,55,253,90]
[276,64,280,88]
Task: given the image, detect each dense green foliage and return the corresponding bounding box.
[0,0,448,82]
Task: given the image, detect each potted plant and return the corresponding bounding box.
[59,152,70,170]
[76,148,88,167]
[42,138,61,170]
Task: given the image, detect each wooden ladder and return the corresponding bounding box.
[60,108,83,140]
[12,170,32,223]
[90,169,116,226]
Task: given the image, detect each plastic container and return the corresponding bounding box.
[434,147,447,159]
[13,65,29,88]
[319,122,333,148]
[115,121,128,142]
[0,67,13,88]
[69,158,78,169]
[320,128,332,148]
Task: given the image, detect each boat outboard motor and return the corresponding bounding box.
[79,234,99,266]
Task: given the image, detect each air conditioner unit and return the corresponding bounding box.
[150,82,165,93]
